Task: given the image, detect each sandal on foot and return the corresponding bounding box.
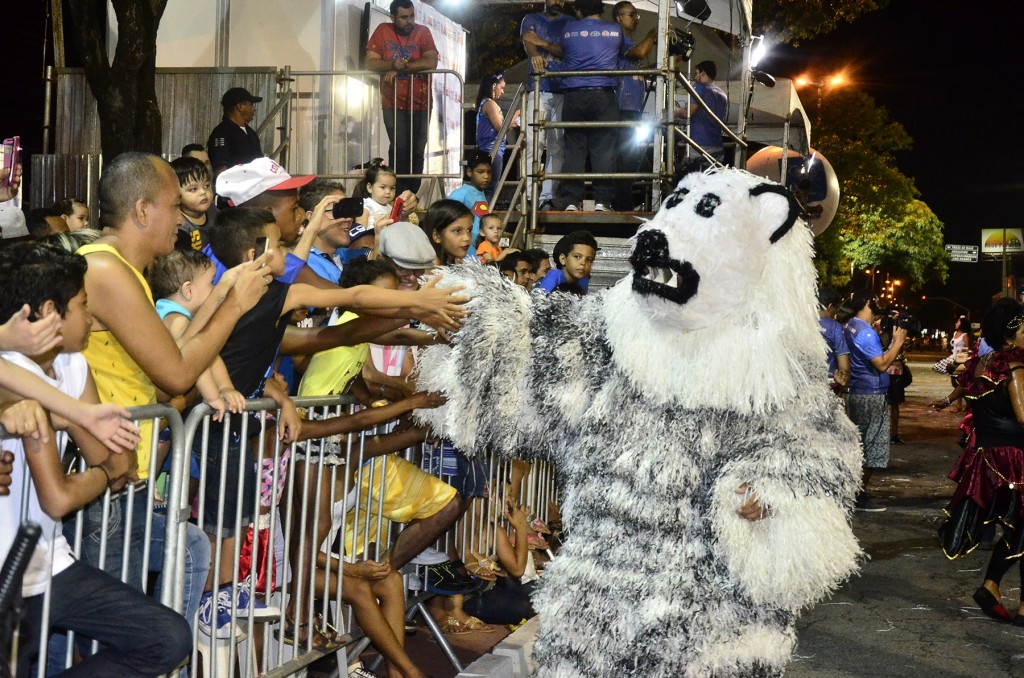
[278,615,346,650]
[313,613,348,648]
[438,617,472,635]
[462,616,497,632]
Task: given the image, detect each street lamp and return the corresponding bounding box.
[795,71,849,128]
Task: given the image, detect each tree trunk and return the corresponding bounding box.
[66,0,168,162]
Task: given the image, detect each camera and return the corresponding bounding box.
[668,29,695,61]
[331,197,364,220]
[880,312,920,337]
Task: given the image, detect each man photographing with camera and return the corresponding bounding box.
[844,289,907,512]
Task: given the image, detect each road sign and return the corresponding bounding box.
[945,244,979,263]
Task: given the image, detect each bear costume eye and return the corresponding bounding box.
[695,193,721,218]
[664,186,690,210]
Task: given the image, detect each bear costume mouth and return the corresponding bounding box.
[630,230,700,305]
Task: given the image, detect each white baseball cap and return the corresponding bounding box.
[216,157,314,206]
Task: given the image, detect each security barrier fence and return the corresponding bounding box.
[3,395,558,677]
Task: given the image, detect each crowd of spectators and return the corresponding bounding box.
[0,1,728,674]
[0,63,589,678]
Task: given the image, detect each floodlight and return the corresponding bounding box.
[750,36,767,68]
[751,70,776,87]
[635,123,653,142]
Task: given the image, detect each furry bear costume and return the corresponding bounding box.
[415,168,864,677]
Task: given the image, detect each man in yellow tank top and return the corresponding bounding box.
[72,153,273,591]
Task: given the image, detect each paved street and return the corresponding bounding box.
[789,359,1024,678]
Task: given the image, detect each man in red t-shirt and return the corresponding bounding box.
[366,0,439,194]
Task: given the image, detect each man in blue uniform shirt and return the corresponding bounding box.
[521,0,573,210]
[526,0,650,212]
[844,289,906,512]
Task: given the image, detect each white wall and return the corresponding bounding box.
[154,0,218,66]
[152,0,325,68]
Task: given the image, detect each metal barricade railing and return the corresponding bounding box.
[1,403,187,677]
[4,390,560,678]
[285,69,465,201]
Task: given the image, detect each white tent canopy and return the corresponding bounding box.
[725,77,811,154]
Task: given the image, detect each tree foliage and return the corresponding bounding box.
[811,88,948,290]
[66,0,168,160]
[755,0,891,43]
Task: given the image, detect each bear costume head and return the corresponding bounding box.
[601,168,824,414]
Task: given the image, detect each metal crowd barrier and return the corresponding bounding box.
[2,404,186,678]
[3,392,560,678]
[285,68,465,201]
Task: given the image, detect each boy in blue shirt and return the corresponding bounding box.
[536,230,598,294]
[447,152,493,248]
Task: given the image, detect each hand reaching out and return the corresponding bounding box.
[413,275,469,333]
[735,483,769,522]
[76,403,141,453]
[0,306,62,355]
[0,399,51,442]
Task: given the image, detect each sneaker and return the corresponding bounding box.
[564,204,579,211]
[406,573,423,591]
[232,583,280,619]
[411,547,451,566]
[594,203,611,212]
[197,591,233,638]
[539,200,556,211]
[348,665,382,678]
[854,492,887,512]
[423,560,486,595]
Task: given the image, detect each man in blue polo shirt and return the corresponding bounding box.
[298,179,352,286]
[612,1,656,210]
[675,60,729,162]
[521,0,572,210]
[844,289,906,512]
[526,0,650,212]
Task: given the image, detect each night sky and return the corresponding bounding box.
[6,0,1022,314]
[760,0,1024,314]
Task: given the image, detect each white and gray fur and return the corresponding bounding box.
[415,168,863,677]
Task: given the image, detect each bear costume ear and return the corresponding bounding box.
[749,183,802,244]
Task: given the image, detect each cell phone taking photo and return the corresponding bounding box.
[331,197,364,220]
[254,236,268,259]
[390,197,405,222]
[2,136,20,188]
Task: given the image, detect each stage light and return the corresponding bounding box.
[750,35,767,68]
[635,123,652,142]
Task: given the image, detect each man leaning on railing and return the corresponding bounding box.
[365,0,439,195]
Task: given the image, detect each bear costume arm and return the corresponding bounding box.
[709,392,863,612]
[414,264,548,458]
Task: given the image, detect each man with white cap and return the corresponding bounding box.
[208,86,265,176]
[213,157,337,286]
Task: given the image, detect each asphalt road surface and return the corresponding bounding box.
[789,359,1024,678]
